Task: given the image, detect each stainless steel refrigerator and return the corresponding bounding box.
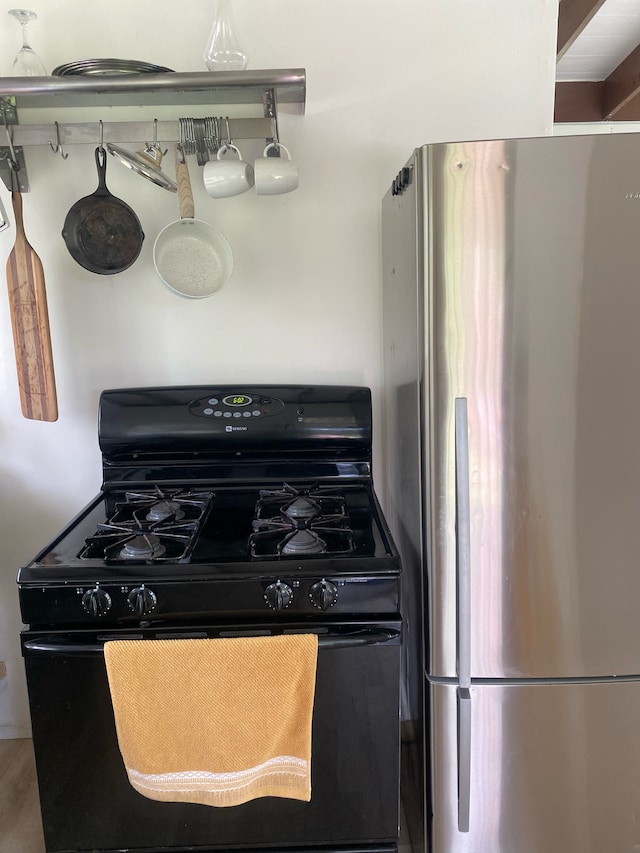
[382,133,640,853]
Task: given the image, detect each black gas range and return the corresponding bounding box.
[19,385,400,628]
[18,385,403,853]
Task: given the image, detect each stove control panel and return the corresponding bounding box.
[189,392,285,421]
[20,575,399,626]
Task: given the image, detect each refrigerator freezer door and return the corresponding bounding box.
[428,133,640,678]
[430,679,640,853]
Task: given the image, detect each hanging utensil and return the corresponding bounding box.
[6,162,57,421]
[62,144,145,274]
[106,119,177,192]
[153,144,233,298]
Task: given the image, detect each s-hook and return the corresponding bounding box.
[2,109,19,170]
[0,106,28,192]
[263,88,280,152]
[179,117,196,156]
[150,119,167,157]
[49,121,68,159]
[204,117,220,155]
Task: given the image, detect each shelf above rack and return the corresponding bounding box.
[0,69,306,112]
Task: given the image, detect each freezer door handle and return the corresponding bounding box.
[455,397,471,688]
[455,398,472,831]
[457,686,472,832]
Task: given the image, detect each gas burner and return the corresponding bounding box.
[146,500,185,523]
[281,529,327,556]
[118,533,166,561]
[283,497,321,520]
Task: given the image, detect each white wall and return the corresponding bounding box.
[0,0,559,736]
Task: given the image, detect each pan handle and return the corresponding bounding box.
[175,144,195,220]
[94,146,110,196]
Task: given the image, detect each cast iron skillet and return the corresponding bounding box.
[62,146,144,275]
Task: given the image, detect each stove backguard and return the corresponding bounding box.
[98,385,373,486]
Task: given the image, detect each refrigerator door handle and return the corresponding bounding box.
[455,397,472,832]
[455,396,471,687]
[457,686,472,832]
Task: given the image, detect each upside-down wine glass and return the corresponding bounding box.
[8,9,47,76]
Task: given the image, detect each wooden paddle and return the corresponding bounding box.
[6,188,58,421]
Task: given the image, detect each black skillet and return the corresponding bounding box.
[62,146,145,275]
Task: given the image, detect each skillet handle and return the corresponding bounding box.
[175,144,195,220]
[94,146,110,196]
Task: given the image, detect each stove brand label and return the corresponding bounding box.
[225,425,248,432]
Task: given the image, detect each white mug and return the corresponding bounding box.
[203,144,254,198]
[254,143,298,196]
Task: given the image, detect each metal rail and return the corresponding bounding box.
[0,69,305,191]
[0,69,306,110]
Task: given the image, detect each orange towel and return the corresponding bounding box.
[103,635,318,807]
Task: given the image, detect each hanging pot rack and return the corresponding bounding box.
[0,69,304,191]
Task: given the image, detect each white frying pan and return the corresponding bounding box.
[153,145,233,298]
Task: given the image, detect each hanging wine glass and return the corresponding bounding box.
[8,9,47,76]
[203,0,248,71]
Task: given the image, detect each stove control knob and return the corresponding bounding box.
[82,586,112,617]
[264,581,293,612]
[127,586,157,617]
[309,579,338,611]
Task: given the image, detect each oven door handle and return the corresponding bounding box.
[315,627,401,649]
[23,628,401,656]
[23,639,127,655]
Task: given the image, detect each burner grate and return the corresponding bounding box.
[79,487,214,563]
[249,483,355,560]
[110,487,214,524]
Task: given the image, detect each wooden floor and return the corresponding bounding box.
[0,738,412,853]
[0,740,44,853]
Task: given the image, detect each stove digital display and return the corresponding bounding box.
[223,395,252,407]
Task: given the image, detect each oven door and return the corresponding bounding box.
[22,621,401,853]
